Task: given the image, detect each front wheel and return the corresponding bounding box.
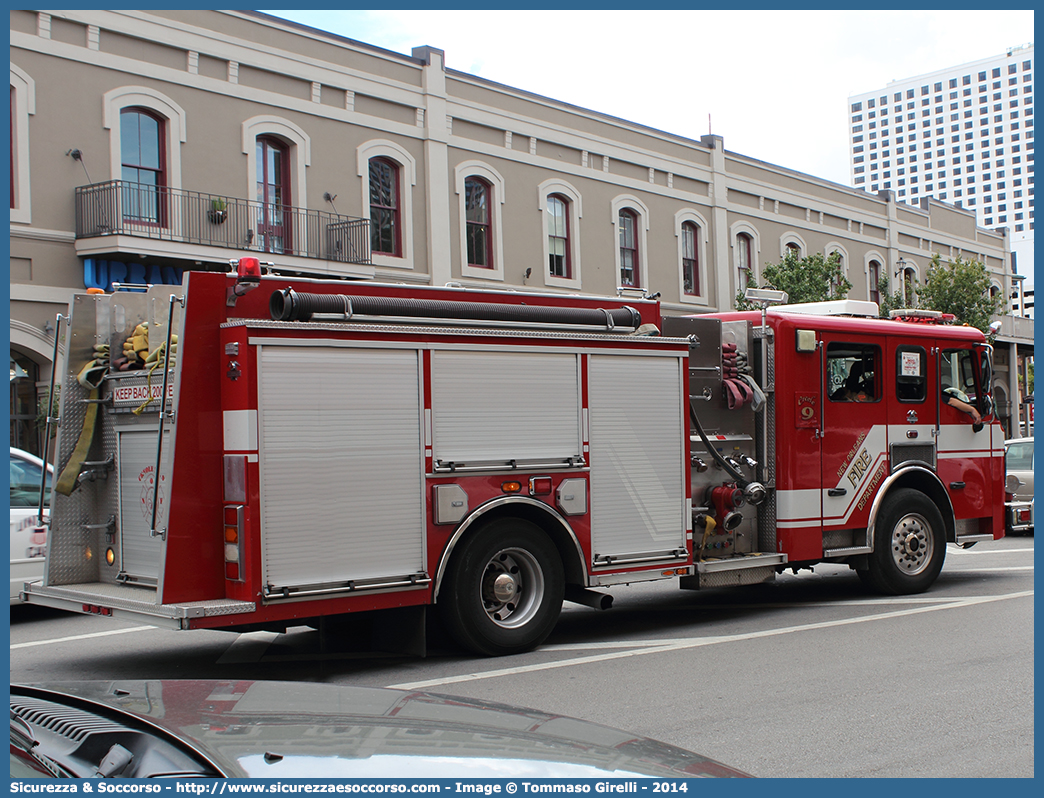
[438,519,564,656]
[862,488,946,594]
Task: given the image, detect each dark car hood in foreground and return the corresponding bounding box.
[12,681,750,778]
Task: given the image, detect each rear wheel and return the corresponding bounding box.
[863,488,946,594]
[439,519,564,656]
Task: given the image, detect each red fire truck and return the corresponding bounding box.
[22,262,1005,656]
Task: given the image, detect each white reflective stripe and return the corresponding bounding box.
[776,489,821,527]
[936,424,993,455]
[223,409,258,452]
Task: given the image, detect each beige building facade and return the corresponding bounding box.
[9,9,1031,456]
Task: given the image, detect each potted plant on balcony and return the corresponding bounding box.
[208,197,228,225]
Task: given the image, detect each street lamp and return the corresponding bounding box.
[894,258,909,307]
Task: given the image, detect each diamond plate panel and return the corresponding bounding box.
[698,565,776,588]
[754,326,777,553]
[48,295,108,587]
[25,581,253,618]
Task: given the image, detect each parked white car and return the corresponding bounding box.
[10,447,51,603]
[1004,437,1034,536]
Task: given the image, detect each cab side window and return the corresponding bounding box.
[895,346,927,402]
[827,342,881,402]
[940,348,977,404]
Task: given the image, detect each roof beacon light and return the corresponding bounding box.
[227,257,265,307]
[237,257,262,281]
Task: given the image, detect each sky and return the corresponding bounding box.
[265,8,1034,188]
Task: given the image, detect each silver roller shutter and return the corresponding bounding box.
[588,354,687,561]
[258,345,424,590]
[117,428,169,580]
[431,350,581,465]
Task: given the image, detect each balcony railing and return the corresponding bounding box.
[75,181,370,265]
[992,312,1035,345]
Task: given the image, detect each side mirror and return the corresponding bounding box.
[1005,474,1023,494]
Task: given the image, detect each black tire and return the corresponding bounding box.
[864,488,946,595]
[438,518,564,656]
[854,567,875,589]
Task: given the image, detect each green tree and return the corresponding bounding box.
[874,274,907,318]
[915,253,1005,333]
[735,250,851,310]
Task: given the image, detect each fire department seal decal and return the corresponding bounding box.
[137,465,166,519]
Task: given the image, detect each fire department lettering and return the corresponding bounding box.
[847,448,873,488]
[838,430,869,478]
[858,463,887,511]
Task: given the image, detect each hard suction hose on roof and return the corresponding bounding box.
[270,288,641,330]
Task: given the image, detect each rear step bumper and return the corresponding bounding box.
[679,552,787,590]
[20,582,255,630]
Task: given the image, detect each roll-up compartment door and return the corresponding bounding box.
[117,427,169,581]
[588,354,687,560]
[431,350,581,466]
[258,345,424,590]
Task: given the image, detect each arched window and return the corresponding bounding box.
[10,65,35,223]
[681,221,700,296]
[540,179,582,288]
[785,241,801,259]
[359,141,416,269]
[256,135,290,254]
[619,208,640,287]
[828,251,845,297]
[868,260,882,304]
[120,107,165,224]
[369,157,400,256]
[547,193,571,278]
[900,264,918,306]
[10,87,16,210]
[9,351,40,456]
[464,176,493,269]
[736,232,753,291]
[456,162,505,280]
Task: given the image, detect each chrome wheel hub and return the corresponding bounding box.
[890,513,933,575]
[481,548,545,628]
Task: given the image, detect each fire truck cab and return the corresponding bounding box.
[669,301,1002,598]
[22,269,1004,656]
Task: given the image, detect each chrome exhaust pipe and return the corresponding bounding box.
[564,586,614,610]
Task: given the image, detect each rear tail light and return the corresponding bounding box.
[223,505,246,582]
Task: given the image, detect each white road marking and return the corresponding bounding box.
[946,565,1034,572]
[949,547,1034,555]
[10,625,155,650]
[386,589,1033,690]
